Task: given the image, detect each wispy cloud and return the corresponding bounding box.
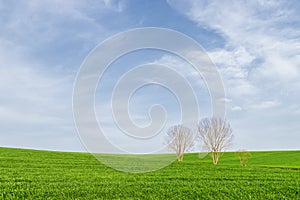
[0,0,128,151]
[231,106,242,111]
[168,0,300,150]
[1,0,299,151]
[168,0,300,103]
[250,100,280,110]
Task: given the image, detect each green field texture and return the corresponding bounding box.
[0,147,299,199]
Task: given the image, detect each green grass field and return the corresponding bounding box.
[0,147,299,199]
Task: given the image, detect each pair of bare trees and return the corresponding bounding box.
[165,118,233,164]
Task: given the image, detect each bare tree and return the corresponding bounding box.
[165,125,194,161]
[197,118,233,165]
[236,150,252,167]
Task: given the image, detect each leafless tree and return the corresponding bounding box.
[197,118,233,165]
[236,150,252,167]
[165,125,194,161]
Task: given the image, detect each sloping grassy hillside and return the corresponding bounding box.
[195,151,300,168]
[0,147,299,199]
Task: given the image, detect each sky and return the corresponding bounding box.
[0,0,299,152]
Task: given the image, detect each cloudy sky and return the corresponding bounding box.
[0,0,299,152]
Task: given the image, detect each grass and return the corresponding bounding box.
[0,147,299,199]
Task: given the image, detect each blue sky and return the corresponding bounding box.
[0,0,299,152]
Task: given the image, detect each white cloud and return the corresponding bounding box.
[209,47,255,68]
[250,100,280,110]
[0,0,112,58]
[257,52,300,81]
[0,40,74,125]
[154,55,194,76]
[232,106,242,111]
[103,0,126,12]
[219,98,232,103]
[168,1,299,71]
[0,1,110,151]
[168,0,300,103]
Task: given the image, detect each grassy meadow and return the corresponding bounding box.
[0,147,299,199]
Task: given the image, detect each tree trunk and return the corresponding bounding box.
[178,154,183,161]
[212,152,219,165]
